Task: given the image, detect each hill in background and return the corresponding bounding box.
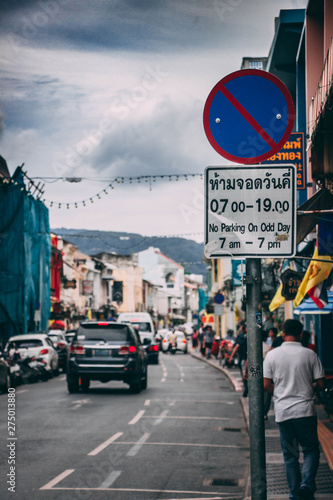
[52,228,207,279]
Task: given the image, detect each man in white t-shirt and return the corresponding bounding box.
[263,319,325,500]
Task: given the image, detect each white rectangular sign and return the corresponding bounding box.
[204,165,296,258]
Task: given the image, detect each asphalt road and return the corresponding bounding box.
[0,351,249,500]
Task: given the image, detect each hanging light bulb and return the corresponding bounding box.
[67,204,69,209]
[176,176,179,181]
[90,198,94,203]
[50,202,53,207]
[129,178,132,184]
[58,203,61,208]
[104,189,108,194]
[153,177,156,182]
[75,203,78,208]
[83,201,86,206]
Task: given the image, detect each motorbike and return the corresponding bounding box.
[170,342,177,355]
[6,348,50,385]
[220,338,239,367]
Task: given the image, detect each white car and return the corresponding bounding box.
[162,330,188,354]
[5,334,59,374]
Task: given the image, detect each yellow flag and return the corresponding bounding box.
[293,247,333,308]
[269,283,286,312]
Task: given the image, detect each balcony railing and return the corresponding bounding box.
[308,37,333,140]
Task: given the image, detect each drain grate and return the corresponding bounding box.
[203,478,244,487]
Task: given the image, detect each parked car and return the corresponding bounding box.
[66,321,148,394]
[162,330,188,354]
[4,334,59,375]
[47,330,69,372]
[0,351,11,393]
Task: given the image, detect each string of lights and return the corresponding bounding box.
[26,173,204,209]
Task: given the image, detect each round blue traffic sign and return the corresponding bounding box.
[203,69,295,164]
[214,293,225,304]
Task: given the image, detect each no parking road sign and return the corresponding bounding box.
[203,70,295,164]
[204,165,296,258]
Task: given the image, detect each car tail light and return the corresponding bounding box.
[98,322,109,326]
[40,348,49,355]
[58,342,66,349]
[148,345,159,352]
[119,346,136,355]
[163,339,168,343]
[70,345,86,355]
[182,339,187,344]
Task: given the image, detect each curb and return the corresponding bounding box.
[190,350,243,392]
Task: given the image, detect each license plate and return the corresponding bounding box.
[95,349,109,356]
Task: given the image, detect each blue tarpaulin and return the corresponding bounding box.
[0,168,50,346]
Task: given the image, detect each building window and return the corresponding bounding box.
[249,61,263,69]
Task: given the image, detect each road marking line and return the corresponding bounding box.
[126,433,151,456]
[144,399,150,406]
[161,377,166,383]
[154,410,169,425]
[40,469,75,490]
[128,410,145,425]
[87,432,123,456]
[99,470,122,488]
[143,416,242,421]
[120,441,245,449]
[42,486,242,497]
[147,398,235,404]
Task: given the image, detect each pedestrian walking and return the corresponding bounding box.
[204,325,215,359]
[263,319,325,500]
[198,323,205,356]
[228,321,248,397]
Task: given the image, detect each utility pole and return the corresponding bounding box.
[245,258,267,499]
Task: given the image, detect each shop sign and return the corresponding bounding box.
[281,269,303,300]
[261,132,305,190]
[82,280,93,295]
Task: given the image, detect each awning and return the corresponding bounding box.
[297,188,333,244]
[294,291,333,315]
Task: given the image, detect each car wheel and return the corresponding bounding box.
[141,369,148,390]
[67,377,79,393]
[129,379,141,394]
[184,349,187,354]
[0,373,11,393]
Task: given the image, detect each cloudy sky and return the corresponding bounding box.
[0,0,307,242]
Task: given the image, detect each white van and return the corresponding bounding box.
[116,312,155,343]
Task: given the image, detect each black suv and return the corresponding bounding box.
[66,322,148,394]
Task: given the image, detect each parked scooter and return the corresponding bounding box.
[220,338,239,367]
[6,347,50,385]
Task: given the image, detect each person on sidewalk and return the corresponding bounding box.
[228,321,248,397]
[263,319,325,500]
[204,325,215,359]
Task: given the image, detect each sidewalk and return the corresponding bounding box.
[190,349,333,500]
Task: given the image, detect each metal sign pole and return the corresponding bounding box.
[245,257,267,500]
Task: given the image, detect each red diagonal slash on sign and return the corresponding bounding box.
[219,84,278,149]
